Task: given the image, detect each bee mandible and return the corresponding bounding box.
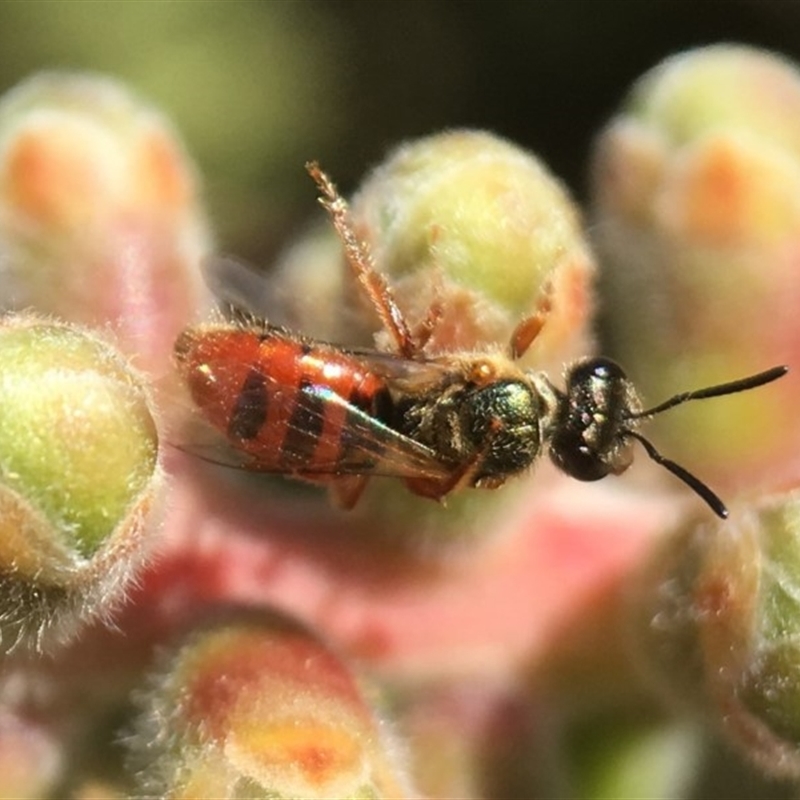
[174,162,787,516]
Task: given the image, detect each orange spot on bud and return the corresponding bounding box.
[6,126,105,228]
[179,629,367,741]
[682,139,751,242]
[134,128,193,210]
[241,723,361,787]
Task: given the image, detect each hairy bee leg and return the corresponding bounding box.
[306,161,420,359]
[509,280,554,360]
[329,475,370,510]
[410,281,445,352]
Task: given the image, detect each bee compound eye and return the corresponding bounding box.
[549,434,612,482]
[567,357,628,391]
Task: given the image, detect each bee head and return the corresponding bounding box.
[547,358,637,483]
[545,357,788,520]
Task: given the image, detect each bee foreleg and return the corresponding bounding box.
[510,279,554,360]
[410,285,445,353]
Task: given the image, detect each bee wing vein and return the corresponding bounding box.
[283,383,451,479]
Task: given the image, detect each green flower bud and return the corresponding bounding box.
[629,491,800,778]
[274,129,596,371]
[0,314,161,649]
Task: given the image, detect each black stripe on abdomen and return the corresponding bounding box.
[228,368,268,441]
[280,379,325,466]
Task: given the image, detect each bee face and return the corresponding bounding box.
[547,358,638,482]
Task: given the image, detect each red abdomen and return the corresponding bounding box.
[175,324,389,472]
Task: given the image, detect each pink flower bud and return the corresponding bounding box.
[130,614,416,798]
[591,46,800,498]
[0,72,212,375]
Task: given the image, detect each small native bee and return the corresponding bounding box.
[175,162,787,517]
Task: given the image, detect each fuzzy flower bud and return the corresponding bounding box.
[628,491,800,778]
[0,314,161,650]
[130,613,416,799]
[591,45,800,496]
[0,71,212,375]
[273,129,595,370]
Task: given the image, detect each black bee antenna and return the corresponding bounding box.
[625,430,729,518]
[628,365,788,420]
[625,364,788,519]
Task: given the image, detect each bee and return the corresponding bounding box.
[175,162,787,517]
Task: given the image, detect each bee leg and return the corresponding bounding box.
[329,475,370,510]
[404,436,498,501]
[406,412,513,500]
[404,460,483,501]
[306,161,419,359]
[405,473,461,502]
[509,280,554,359]
[410,285,445,352]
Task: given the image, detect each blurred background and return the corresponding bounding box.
[0,0,797,266]
[0,5,799,799]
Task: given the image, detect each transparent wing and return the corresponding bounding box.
[285,384,452,479]
[202,254,276,320]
